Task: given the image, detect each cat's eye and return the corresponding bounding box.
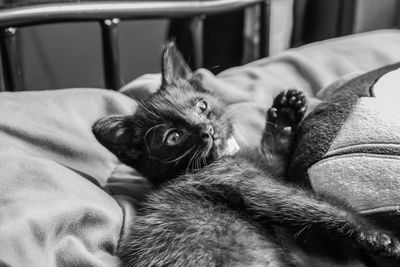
[165,130,184,146]
[195,99,208,114]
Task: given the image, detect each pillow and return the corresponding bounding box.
[289,63,400,234]
[0,89,136,267]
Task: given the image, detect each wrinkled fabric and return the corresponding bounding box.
[0,89,136,267]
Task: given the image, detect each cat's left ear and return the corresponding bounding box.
[92,115,139,160]
[161,42,192,85]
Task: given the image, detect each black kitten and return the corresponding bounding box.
[93,44,400,266]
[94,43,237,185]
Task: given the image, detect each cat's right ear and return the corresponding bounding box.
[161,42,192,85]
[92,116,140,160]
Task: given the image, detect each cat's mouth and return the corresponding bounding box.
[204,136,240,161]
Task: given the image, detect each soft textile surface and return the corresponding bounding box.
[289,63,400,233]
[0,89,137,266]
[2,29,400,266]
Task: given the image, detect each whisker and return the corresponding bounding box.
[224,106,261,118]
[186,148,200,173]
[147,146,195,165]
[144,124,167,154]
[194,150,202,171]
[193,149,202,171]
[201,154,207,168]
[264,119,277,128]
[293,225,311,239]
[137,101,163,120]
[174,146,196,166]
[194,152,205,172]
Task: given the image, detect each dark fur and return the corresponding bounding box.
[93,44,400,266]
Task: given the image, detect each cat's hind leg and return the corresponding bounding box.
[197,168,400,260]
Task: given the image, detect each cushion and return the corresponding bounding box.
[289,63,400,234]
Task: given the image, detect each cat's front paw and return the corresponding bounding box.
[267,89,307,131]
[262,89,307,156]
[358,230,400,258]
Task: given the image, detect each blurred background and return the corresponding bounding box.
[1,0,400,90]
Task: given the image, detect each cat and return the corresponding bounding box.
[93,43,400,266]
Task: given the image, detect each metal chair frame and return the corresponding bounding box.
[0,0,271,91]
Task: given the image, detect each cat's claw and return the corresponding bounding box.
[267,89,307,130]
[359,231,400,258]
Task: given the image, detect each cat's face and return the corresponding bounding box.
[93,43,237,184]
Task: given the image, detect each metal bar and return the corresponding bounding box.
[190,16,204,69]
[0,0,263,28]
[259,0,271,58]
[101,18,121,90]
[0,27,23,91]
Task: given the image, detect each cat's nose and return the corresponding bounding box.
[201,124,214,140]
